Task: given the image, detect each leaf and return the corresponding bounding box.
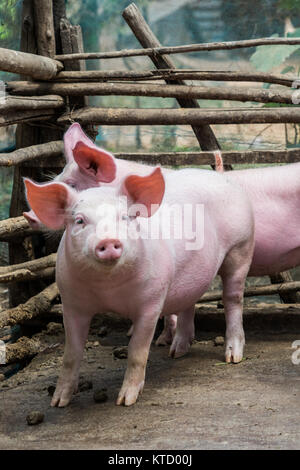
[250,34,300,72]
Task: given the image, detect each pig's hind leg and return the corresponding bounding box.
[128,314,177,345]
[51,310,92,407]
[155,314,177,346]
[219,240,253,363]
[169,306,195,358]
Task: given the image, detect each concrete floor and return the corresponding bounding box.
[0,315,299,450]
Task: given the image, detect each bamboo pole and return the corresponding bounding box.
[0,282,59,329]
[0,47,62,80]
[58,106,300,126]
[5,81,296,104]
[54,37,300,61]
[52,69,297,86]
[0,141,63,167]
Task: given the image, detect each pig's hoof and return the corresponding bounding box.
[155,330,172,346]
[127,325,134,337]
[225,337,244,364]
[116,381,144,407]
[169,334,193,359]
[50,384,76,408]
[155,323,176,346]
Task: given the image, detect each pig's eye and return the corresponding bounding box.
[75,217,84,225]
[66,180,77,189]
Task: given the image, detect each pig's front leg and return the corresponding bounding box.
[117,312,159,407]
[169,306,194,358]
[51,310,92,407]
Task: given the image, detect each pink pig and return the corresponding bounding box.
[215,151,300,276]
[24,164,254,407]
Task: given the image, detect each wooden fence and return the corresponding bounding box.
[1,0,300,363]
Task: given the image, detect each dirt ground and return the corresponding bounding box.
[0,313,299,450]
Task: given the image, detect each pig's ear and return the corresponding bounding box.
[123,167,165,218]
[63,122,91,163]
[73,141,117,183]
[23,210,42,230]
[24,179,75,230]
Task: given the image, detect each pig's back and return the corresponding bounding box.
[226,162,300,275]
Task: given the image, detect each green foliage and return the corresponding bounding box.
[66,0,149,53]
[250,30,300,72]
[0,0,21,49]
[279,0,300,12]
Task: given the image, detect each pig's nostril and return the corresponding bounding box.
[95,239,123,261]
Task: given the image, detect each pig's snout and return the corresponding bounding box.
[95,239,123,262]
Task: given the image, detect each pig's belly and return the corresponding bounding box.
[162,260,220,315]
[249,203,300,276]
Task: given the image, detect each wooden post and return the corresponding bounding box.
[60,18,97,139]
[8,0,64,307]
[122,3,228,168]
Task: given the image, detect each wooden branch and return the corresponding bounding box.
[0,282,59,329]
[0,109,56,127]
[0,267,55,284]
[60,18,88,110]
[123,2,220,155]
[269,271,300,303]
[33,0,56,58]
[5,81,295,104]
[201,281,300,302]
[55,38,300,61]
[58,106,300,126]
[1,146,299,169]
[1,95,64,112]
[0,216,35,241]
[0,141,63,167]
[115,148,300,165]
[0,47,62,80]
[0,253,57,275]
[195,303,300,316]
[53,0,67,55]
[52,69,296,86]
[5,336,41,364]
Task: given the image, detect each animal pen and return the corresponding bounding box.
[1,0,300,369]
